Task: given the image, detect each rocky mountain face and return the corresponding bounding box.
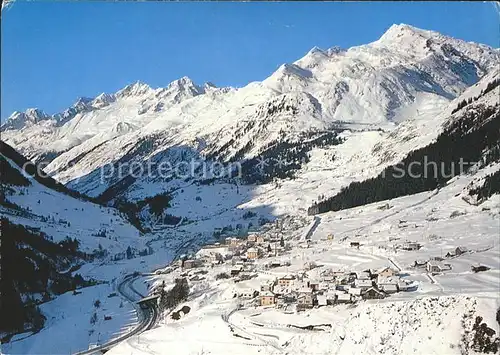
[1,24,499,221]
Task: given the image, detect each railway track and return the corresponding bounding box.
[74,273,158,355]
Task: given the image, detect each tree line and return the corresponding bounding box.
[309,104,500,215]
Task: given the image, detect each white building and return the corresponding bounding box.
[316,295,328,307]
[377,267,398,278]
[336,292,352,303]
[356,271,371,280]
[354,279,373,290]
[239,289,258,299]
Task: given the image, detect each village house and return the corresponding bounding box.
[321,275,334,283]
[308,280,321,292]
[269,260,282,268]
[397,279,413,291]
[183,259,202,269]
[354,279,374,290]
[239,289,258,299]
[376,276,399,293]
[231,256,244,266]
[316,295,328,307]
[225,237,240,246]
[335,281,350,292]
[246,247,259,260]
[382,284,398,294]
[348,287,363,297]
[427,261,452,273]
[356,271,371,280]
[256,235,266,244]
[336,292,353,304]
[455,246,468,256]
[231,265,243,276]
[413,259,427,268]
[400,241,421,251]
[280,292,297,305]
[377,267,398,278]
[332,270,347,277]
[350,242,360,248]
[260,291,276,306]
[325,291,337,305]
[247,234,257,243]
[297,289,314,310]
[260,280,275,292]
[362,287,386,300]
[319,281,330,291]
[278,274,296,287]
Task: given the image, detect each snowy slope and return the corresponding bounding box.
[103,164,500,355]
[1,25,498,200]
[0,144,144,256]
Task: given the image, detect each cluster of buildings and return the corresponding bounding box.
[412,245,468,274]
[177,232,289,273]
[396,241,422,251]
[237,266,416,311]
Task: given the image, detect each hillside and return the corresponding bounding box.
[308,71,500,215]
[0,143,146,337]
[1,23,500,355]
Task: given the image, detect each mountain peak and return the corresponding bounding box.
[92,93,116,108]
[167,76,197,89]
[377,23,440,46]
[165,76,204,96]
[73,97,93,110]
[308,46,326,55]
[2,108,52,130]
[116,81,152,98]
[25,108,49,119]
[204,81,217,89]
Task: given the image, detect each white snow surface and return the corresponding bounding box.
[1,25,500,355]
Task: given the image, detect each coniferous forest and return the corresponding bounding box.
[0,219,92,335]
[309,104,500,215]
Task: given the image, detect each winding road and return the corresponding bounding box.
[74,274,158,355]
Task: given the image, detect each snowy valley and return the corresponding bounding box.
[1,23,499,355]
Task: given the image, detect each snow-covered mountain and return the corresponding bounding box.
[0,141,144,255]
[1,24,499,224]
[0,141,147,336]
[2,23,500,355]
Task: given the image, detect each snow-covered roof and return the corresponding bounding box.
[377,276,399,285]
[357,271,371,280]
[247,247,257,252]
[317,295,327,305]
[363,287,384,295]
[260,291,275,297]
[355,279,373,287]
[377,266,395,274]
[337,293,351,301]
[348,288,362,295]
[382,284,398,291]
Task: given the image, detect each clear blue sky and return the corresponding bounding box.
[1,1,499,120]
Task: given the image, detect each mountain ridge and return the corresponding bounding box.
[2,24,499,219]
